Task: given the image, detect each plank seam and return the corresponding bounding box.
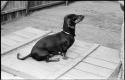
[82,61,114,70]
[74,68,105,78]
[89,56,119,64]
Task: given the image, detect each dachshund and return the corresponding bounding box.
[17,14,84,62]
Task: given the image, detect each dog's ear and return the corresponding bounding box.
[66,19,70,26]
[67,19,75,29]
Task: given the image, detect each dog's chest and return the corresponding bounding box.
[59,35,74,50]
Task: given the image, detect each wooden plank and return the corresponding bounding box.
[1,39,99,79]
[1,42,12,48]
[1,43,11,53]
[1,27,51,55]
[74,62,113,78]
[14,31,36,39]
[89,46,120,64]
[1,65,36,79]
[59,68,104,79]
[4,33,27,42]
[13,27,42,39]
[1,38,18,46]
[67,40,100,58]
[83,56,118,70]
[1,71,23,79]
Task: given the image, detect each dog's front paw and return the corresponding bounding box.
[55,58,60,62]
[62,56,68,60]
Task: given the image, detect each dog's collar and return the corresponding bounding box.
[63,31,75,36]
[63,31,76,36]
[63,31,70,35]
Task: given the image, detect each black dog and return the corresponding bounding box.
[17,14,84,62]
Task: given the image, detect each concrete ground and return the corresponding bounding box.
[1,1,124,50]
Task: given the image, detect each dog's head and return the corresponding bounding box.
[63,14,84,36]
[63,14,84,29]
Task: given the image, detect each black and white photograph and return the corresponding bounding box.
[1,1,124,79]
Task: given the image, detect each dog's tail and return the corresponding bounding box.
[17,53,31,60]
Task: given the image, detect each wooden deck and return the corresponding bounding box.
[1,27,121,79]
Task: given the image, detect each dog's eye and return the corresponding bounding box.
[72,17,77,21]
